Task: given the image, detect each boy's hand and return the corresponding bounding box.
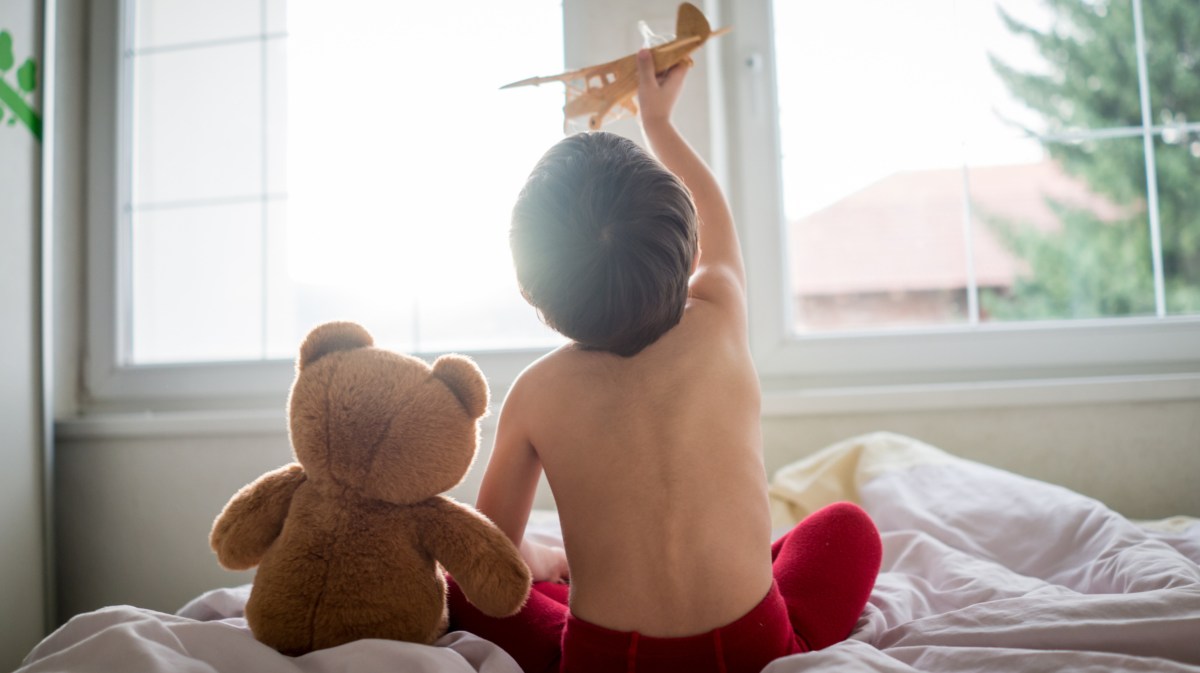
[521,537,570,584]
[636,48,690,126]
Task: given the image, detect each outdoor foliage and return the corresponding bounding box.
[983,0,1199,319]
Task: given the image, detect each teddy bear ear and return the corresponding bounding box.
[431,354,490,419]
[298,321,373,370]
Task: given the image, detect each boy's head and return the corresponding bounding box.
[511,132,698,357]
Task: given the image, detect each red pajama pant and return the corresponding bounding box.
[448,502,882,673]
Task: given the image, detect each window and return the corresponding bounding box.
[87,0,565,408]
[723,0,1199,389]
[285,1,566,357]
[775,0,1199,333]
[123,0,564,365]
[84,0,1199,412]
[126,0,289,364]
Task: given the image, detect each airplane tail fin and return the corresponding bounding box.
[675,2,712,40]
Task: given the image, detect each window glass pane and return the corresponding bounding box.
[264,199,303,359]
[265,0,286,35]
[265,37,286,196]
[982,0,1142,134]
[976,136,1155,321]
[787,167,970,332]
[264,199,421,358]
[132,204,264,363]
[958,1,1061,154]
[135,0,261,49]
[126,0,565,364]
[288,0,564,353]
[132,42,263,204]
[1144,2,1200,317]
[128,0,274,364]
[773,0,1169,334]
[775,0,970,333]
[1155,133,1200,315]
[1142,0,1200,124]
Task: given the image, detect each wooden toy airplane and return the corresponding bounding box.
[501,2,730,130]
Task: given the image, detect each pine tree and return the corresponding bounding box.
[983,0,1199,319]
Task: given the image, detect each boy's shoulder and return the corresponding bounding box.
[512,341,651,405]
[510,343,587,397]
[504,345,607,427]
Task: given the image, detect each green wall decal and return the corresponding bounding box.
[0,29,41,141]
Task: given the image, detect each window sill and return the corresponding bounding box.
[56,371,1200,441]
[761,371,1200,417]
[56,408,289,441]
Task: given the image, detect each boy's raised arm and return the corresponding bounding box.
[636,49,745,304]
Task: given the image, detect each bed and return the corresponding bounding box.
[18,432,1200,672]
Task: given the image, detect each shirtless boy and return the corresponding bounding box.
[448,49,882,673]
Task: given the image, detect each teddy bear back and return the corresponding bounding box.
[287,321,490,505]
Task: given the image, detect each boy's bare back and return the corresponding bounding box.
[477,49,772,637]
[500,295,771,635]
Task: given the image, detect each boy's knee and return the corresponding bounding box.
[810,502,882,559]
[820,501,874,528]
[814,501,871,526]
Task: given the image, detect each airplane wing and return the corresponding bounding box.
[500,2,730,130]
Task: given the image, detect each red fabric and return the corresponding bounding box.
[557,583,797,673]
[770,501,884,651]
[448,502,882,673]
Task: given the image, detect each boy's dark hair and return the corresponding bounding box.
[510,132,698,357]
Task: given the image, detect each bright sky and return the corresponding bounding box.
[286,0,1059,347]
[288,1,564,311]
[290,0,1057,265]
[773,0,1051,218]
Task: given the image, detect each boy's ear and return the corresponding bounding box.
[432,354,490,419]
[298,321,373,370]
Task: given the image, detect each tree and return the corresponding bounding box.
[983,0,1200,319]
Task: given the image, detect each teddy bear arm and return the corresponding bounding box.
[420,499,532,618]
[210,462,307,570]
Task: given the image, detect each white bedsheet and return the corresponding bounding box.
[19,433,1200,673]
[16,600,517,672]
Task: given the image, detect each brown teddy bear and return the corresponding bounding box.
[210,321,531,655]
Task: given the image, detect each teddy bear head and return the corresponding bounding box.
[286,321,489,505]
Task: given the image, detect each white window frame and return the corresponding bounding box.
[719,0,1200,395]
[80,0,1200,415]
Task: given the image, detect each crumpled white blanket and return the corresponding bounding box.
[19,432,1200,673]
[765,432,1200,673]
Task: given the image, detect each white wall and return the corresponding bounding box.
[0,0,47,668]
[762,402,1200,520]
[49,0,1200,630]
[56,429,282,620]
[55,397,1200,620]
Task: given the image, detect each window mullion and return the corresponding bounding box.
[1132,0,1167,318]
[117,0,135,366]
[951,2,979,325]
[258,0,269,359]
[958,159,980,325]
